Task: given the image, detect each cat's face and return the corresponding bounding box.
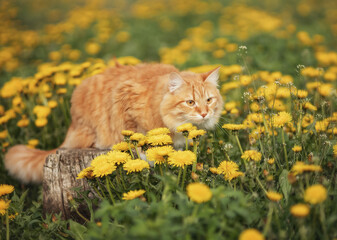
[160,67,223,131]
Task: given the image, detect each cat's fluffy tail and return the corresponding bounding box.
[4,145,57,183]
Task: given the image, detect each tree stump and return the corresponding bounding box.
[42,148,108,220]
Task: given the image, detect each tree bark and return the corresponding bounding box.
[42,148,108,221]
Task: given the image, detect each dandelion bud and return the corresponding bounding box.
[196,163,203,171]
[191,172,199,181]
[263,170,269,176]
[287,173,297,184]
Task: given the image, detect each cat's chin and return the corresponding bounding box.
[189,117,218,130]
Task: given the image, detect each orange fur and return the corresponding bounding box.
[4,63,223,183]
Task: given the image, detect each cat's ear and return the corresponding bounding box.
[202,67,220,86]
[169,72,184,93]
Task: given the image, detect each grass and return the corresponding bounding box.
[0,0,336,239]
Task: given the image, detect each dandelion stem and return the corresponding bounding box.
[6,211,9,240]
[91,184,104,199]
[135,147,141,159]
[258,138,265,157]
[297,102,303,137]
[192,140,198,172]
[181,167,187,190]
[319,204,328,240]
[177,168,182,185]
[256,176,267,194]
[128,143,135,159]
[185,137,188,151]
[96,179,107,199]
[69,200,89,223]
[119,167,126,190]
[234,134,243,155]
[263,203,274,236]
[281,129,289,170]
[224,151,231,162]
[106,177,115,205]
[159,164,164,176]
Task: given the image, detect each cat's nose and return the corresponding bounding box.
[201,113,207,118]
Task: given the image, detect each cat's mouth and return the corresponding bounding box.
[189,117,214,130]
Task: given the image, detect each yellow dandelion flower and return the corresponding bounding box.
[130,133,146,142]
[188,129,206,139]
[209,167,219,174]
[54,72,67,85]
[239,229,265,240]
[240,75,252,86]
[290,204,310,218]
[222,124,247,131]
[186,182,212,203]
[122,189,146,200]
[267,158,275,164]
[35,118,48,127]
[221,82,241,93]
[48,100,58,109]
[318,84,333,97]
[268,99,286,111]
[266,191,283,202]
[176,123,195,132]
[57,88,67,94]
[271,111,292,128]
[28,139,39,148]
[291,162,322,175]
[112,141,131,151]
[230,171,244,179]
[250,102,260,112]
[121,130,134,136]
[276,87,291,99]
[292,145,302,152]
[0,130,8,139]
[230,108,239,115]
[77,166,94,179]
[250,113,266,123]
[91,154,117,177]
[304,184,327,204]
[123,159,150,174]
[323,71,336,81]
[17,117,29,127]
[168,150,196,169]
[217,161,240,181]
[147,127,170,136]
[303,102,317,111]
[297,90,308,99]
[0,200,10,216]
[8,212,18,220]
[0,184,14,196]
[241,150,262,162]
[333,144,337,156]
[315,120,329,132]
[85,42,101,55]
[33,105,51,118]
[224,101,237,111]
[106,150,131,165]
[147,134,173,146]
[146,146,174,165]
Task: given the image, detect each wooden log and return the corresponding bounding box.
[42,148,108,220]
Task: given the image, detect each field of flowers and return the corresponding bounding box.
[0,0,337,239]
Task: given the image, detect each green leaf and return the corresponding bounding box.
[279,169,291,202]
[67,220,87,240]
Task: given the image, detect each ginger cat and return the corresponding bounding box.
[4,63,223,183]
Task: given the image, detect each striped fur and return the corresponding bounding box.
[4,63,223,183]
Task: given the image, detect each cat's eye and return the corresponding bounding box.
[186,100,195,106]
[206,98,213,104]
